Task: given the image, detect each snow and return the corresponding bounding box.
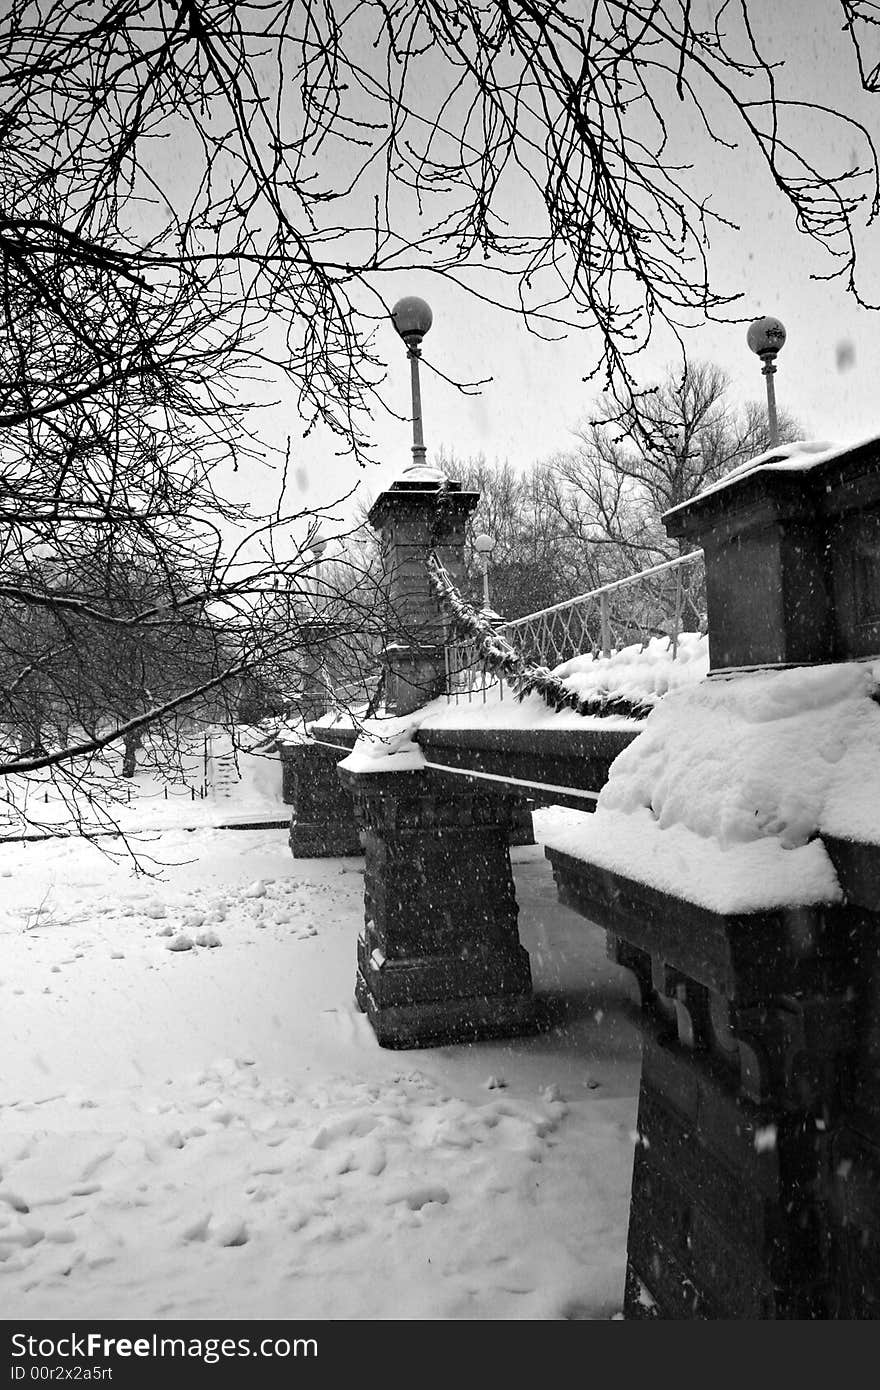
[541,806,839,914]
[550,632,708,709]
[0,726,291,841]
[541,659,880,914]
[1,820,641,1320]
[664,430,880,516]
[337,634,707,775]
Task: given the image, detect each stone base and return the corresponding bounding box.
[280,738,362,859]
[508,801,536,847]
[545,843,879,1320]
[623,1034,833,1319]
[342,766,536,1049]
[355,955,535,1049]
[289,819,364,858]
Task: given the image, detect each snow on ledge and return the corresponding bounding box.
[664,431,880,518]
[540,806,841,914]
[539,657,880,914]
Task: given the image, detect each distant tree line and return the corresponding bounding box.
[442,360,801,622]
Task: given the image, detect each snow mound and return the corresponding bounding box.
[550,632,708,709]
[542,658,880,913]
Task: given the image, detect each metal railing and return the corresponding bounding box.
[328,675,382,713]
[443,550,706,704]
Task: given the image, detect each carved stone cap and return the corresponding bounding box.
[664,435,880,547]
[368,484,478,530]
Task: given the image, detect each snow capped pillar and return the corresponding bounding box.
[663,436,880,672]
[368,463,478,715]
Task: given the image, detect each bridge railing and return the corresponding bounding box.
[443,549,706,704]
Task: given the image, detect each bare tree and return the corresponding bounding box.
[0,3,878,827]
[2,2,878,443]
[547,361,803,570]
[435,449,594,619]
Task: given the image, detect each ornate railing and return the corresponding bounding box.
[440,550,707,706]
[504,551,706,666]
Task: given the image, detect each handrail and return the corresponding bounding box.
[432,544,708,707]
[502,550,704,630]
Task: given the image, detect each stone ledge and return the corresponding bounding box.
[416,724,638,809]
[545,844,865,1004]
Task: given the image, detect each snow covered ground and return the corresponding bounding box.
[0,815,641,1321]
[0,726,291,841]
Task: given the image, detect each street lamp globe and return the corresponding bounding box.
[392,296,434,469]
[473,533,496,562]
[473,532,496,609]
[391,296,433,348]
[747,316,786,360]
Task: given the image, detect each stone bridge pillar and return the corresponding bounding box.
[340,462,536,1047]
[546,437,880,1318]
[368,464,478,716]
[339,765,535,1048]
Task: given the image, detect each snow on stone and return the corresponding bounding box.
[663,431,880,517]
[540,658,880,913]
[340,636,704,776]
[550,632,708,708]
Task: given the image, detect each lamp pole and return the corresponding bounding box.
[473,532,496,610]
[747,316,787,449]
[391,296,434,469]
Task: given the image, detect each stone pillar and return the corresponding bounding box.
[339,764,535,1048]
[296,618,331,724]
[368,466,478,716]
[547,848,869,1317]
[546,438,880,1318]
[282,732,363,858]
[664,436,880,670]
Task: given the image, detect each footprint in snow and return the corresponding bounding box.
[0,1189,30,1213]
[180,1212,211,1243]
[213,1217,249,1247]
[385,1184,450,1211]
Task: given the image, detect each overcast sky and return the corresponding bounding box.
[228,1,880,534]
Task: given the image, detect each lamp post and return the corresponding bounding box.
[473,532,496,610]
[310,532,327,603]
[391,296,433,470]
[747,316,787,449]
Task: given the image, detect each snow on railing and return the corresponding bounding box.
[439,550,707,706]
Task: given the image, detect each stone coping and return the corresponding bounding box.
[414,725,637,808]
[544,844,861,1004]
[666,434,880,544]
